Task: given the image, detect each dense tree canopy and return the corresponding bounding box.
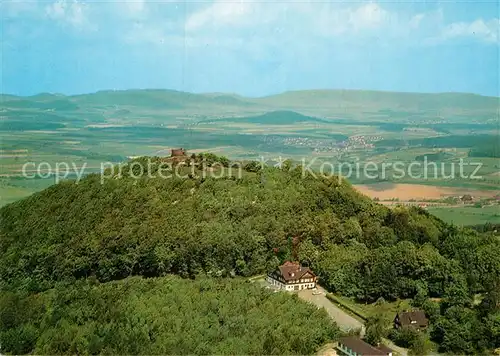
[0,276,339,354]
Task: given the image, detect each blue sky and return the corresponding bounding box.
[1,0,499,97]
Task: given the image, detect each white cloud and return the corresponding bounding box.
[5,0,499,48]
[440,18,500,43]
[182,0,500,51]
[311,2,394,38]
[184,1,394,39]
[118,0,151,20]
[45,0,95,30]
[349,3,388,30]
[185,0,256,32]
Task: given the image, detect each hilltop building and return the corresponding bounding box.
[171,148,186,157]
[267,261,316,291]
[164,148,190,165]
[337,337,393,356]
[394,310,429,331]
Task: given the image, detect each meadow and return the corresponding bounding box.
[326,293,412,322]
[427,205,500,226]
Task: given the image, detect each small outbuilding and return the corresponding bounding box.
[394,309,429,331]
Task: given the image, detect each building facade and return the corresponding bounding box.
[337,337,392,356]
[267,261,316,291]
[171,148,186,157]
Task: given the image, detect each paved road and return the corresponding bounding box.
[298,286,365,334]
[254,277,407,355]
[298,285,408,356]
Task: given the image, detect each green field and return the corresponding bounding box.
[327,294,412,322]
[1,89,498,207]
[427,205,500,226]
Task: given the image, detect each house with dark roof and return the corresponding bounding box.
[337,336,393,356]
[266,261,316,291]
[394,310,429,331]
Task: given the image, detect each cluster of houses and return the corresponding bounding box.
[268,262,430,356]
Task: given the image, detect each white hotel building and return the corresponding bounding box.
[267,261,317,291]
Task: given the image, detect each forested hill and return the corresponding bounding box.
[1,158,500,354]
[1,160,445,292]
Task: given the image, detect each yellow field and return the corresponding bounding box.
[355,183,498,201]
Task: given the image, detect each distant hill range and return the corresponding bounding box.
[206,110,329,125]
[1,89,498,120]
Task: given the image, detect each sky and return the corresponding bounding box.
[1,0,499,97]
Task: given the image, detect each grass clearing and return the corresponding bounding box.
[327,294,412,323]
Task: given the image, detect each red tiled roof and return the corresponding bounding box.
[277,261,315,282]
